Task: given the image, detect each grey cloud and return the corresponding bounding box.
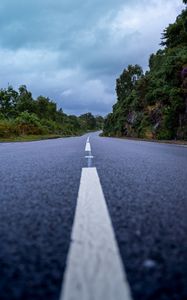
[0,0,126,49]
[0,0,184,115]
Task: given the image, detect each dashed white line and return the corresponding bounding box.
[85,141,91,152]
[85,137,93,167]
[60,167,132,300]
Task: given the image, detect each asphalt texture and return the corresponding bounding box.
[0,137,84,300]
[0,132,187,300]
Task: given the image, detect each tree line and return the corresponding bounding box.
[103,0,187,140]
[0,85,104,138]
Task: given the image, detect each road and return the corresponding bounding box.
[0,132,186,300]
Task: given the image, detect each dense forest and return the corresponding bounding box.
[0,85,103,139]
[103,0,187,140]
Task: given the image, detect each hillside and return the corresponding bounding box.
[103,1,187,140]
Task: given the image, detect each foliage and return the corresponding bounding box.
[0,86,103,139]
[103,4,187,140]
[79,113,97,130]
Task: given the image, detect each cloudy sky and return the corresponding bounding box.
[0,0,184,115]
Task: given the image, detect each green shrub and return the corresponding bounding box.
[0,119,18,137]
[157,129,173,140]
[15,112,45,135]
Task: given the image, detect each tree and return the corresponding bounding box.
[116,65,143,102]
[0,86,18,118]
[36,96,57,120]
[0,85,98,138]
[95,115,104,129]
[161,9,187,48]
[79,113,96,130]
[16,85,36,113]
[103,4,187,140]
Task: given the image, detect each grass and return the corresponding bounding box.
[0,134,64,143]
[0,130,91,143]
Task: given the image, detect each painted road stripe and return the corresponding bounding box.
[85,142,91,152]
[85,136,91,152]
[85,155,94,159]
[60,167,132,300]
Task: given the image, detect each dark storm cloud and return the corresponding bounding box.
[0,0,184,115]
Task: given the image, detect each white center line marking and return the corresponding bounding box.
[60,167,132,300]
[85,136,93,167]
[85,142,91,152]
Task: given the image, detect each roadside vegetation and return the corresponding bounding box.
[0,85,104,141]
[103,0,187,140]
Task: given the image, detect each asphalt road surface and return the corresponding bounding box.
[0,132,186,300]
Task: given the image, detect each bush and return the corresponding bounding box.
[15,112,45,135]
[0,112,5,120]
[0,119,18,137]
